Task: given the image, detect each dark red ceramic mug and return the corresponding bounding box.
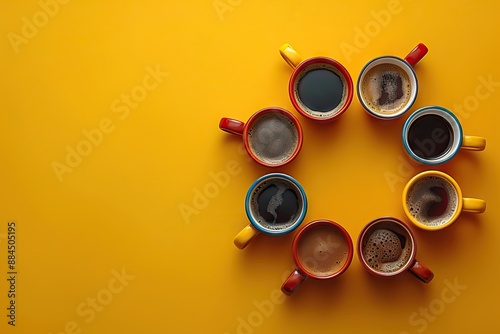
[219,107,303,167]
[280,43,354,122]
[357,217,434,283]
[281,220,354,296]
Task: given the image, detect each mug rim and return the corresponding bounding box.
[356,216,416,277]
[243,107,303,168]
[245,173,307,235]
[288,56,353,122]
[292,219,353,280]
[357,55,418,120]
[402,106,463,165]
[402,170,463,230]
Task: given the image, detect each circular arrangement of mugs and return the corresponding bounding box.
[219,43,487,296]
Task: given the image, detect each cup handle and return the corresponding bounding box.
[281,269,307,296]
[234,224,259,249]
[280,43,302,69]
[219,118,245,136]
[463,198,486,213]
[408,259,434,283]
[461,135,486,151]
[404,43,428,67]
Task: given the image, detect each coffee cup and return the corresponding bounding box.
[402,170,486,231]
[234,173,307,249]
[281,220,353,295]
[219,107,303,168]
[279,43,353,122]
[357,217,434,283]
[402,106,486,165]
[357,43,428,119]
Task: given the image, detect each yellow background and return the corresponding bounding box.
[1,0,499,333]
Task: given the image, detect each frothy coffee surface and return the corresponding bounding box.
[362,227,412,273]
[360,63,411,115]
[406,176,458,227]
[250,179,302,231]
[248,113,299,165]
[297,225,349,277]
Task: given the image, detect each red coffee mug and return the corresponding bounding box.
[219,107,303,167]
[357,217,434,283]
[281,220,354,296]
[280,44,354,122]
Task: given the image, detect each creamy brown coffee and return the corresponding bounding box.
[360,63,412,115]
[297,225,349,277]
[247,112,299,165]
[361,221,412,273]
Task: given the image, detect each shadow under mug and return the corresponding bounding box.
[402,170,486,231]
[279,43,353,122]
[234,173,307,250]
[357,217,434,283]
[402,106,486,165]
[357,43,428,119]
[282,220,353,295]
[219,107,303,168]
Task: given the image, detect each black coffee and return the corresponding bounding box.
[408,115,453,159]
[256,184,299,225]
[297,69,344,112]
[425,186,449,217]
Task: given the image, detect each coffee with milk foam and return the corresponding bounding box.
[297,225,350,277]
[249,179,302,231]
[248,113,299,165]
[406,176,458,227]
[360,63,412,115]
[362,226,412,273]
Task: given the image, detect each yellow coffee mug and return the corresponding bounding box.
[402,170,486,230]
